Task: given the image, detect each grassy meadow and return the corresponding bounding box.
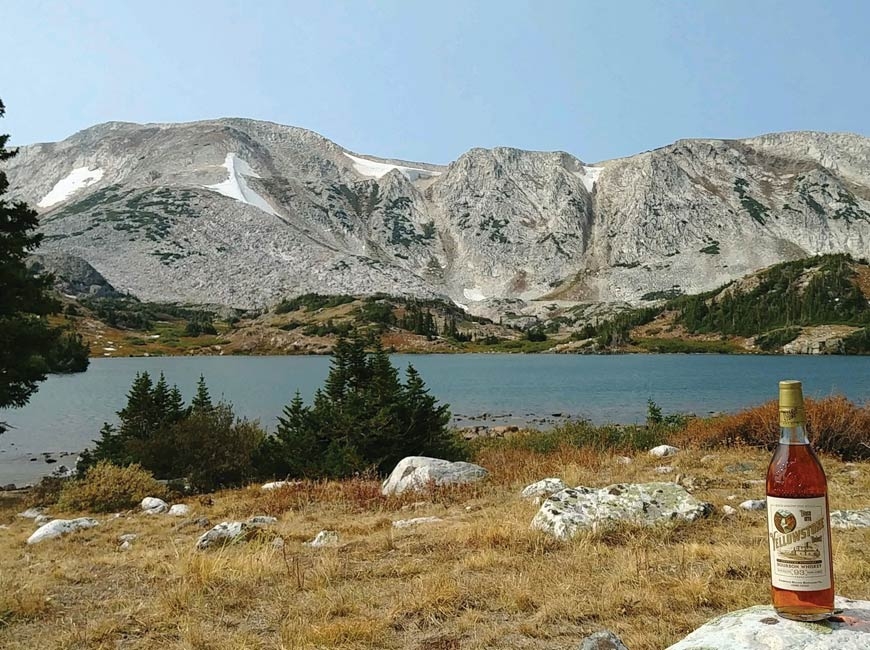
[1,400,870,650]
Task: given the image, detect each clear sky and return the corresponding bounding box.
[2,0,868,164]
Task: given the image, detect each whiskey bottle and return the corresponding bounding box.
[766,380,834,621]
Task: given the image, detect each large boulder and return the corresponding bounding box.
[666,596,870,649]
[381,457,488,495]
[532,482,713,540]
[27,518,99,544]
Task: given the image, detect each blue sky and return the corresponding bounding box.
[2,0,868,164]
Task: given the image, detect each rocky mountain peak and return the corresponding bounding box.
[4,120,869,315]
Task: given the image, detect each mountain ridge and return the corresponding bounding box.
[6,118,870,316]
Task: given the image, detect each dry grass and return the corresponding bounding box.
[1,446,869,649]
[672,396,870,460]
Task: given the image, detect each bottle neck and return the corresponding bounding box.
[779,423,809,445]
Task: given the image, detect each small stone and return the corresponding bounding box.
[722,505,738,516]
[118,534,138,543]
[196,521,248,550]
[261,480,298,490]
[615,456,633,465]
[578,630,629,650]
[700,454,717,464]
[248,516,277,526]
[34,515,51,525]
[654,465,675,474]
[271,537,285,549]
[740,499,766,511]
[168,504,191,517]
[393,516,443,528]
[304,530,339,547]
[649,445,679,458]
[140,497,169,514]
[831,509,870,529]
[17,507,45,519]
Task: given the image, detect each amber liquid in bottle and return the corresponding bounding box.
[766,380,834,621]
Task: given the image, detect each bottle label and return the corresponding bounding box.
[767,496,832,591]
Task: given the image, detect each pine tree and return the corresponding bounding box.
[0,98,89,432]
[190,375,213,412]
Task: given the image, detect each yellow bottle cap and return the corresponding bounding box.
[779,380,806,427]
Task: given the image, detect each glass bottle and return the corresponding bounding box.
[766,380,834,620]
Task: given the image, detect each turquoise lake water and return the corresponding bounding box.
[2,354,869,484]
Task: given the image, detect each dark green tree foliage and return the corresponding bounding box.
[675,255,869,336]
[82,372,263,491]
[0,99,89,431]
[184,312,217,336]
[398,302,438,338]
[267,335,460,478]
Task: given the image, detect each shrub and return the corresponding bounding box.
[57,462,167,513]
[671,396,870,460]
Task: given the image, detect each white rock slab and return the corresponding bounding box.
[532,483,713,540]
[654,465,675,474]
[666,596,870,649]
[831,509,870,529]
[381,456,488,495]
[196,521,247,550]
[521,478,567,498]
[141,497,168,514]
[649,445,679,458]
[305,530,340,547]
[393,516,443,529]
[27,518,99,544]
[17,507,45,519]
[740,499,766,511]
[168,504,191,517]
[34,514,52,525]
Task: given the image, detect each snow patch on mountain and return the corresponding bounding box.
[343,152,441,182]
[37,166,104,208]
[205,153,278,216]
[576,166,603,193]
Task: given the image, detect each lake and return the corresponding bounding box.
[2,354,870,485]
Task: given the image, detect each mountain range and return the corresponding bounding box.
[6,119,870,316]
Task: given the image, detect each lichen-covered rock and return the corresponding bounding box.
[740,499,766,511]
[666,596,870,649]
[27,518,99,544]
[196,521,248,550]
[831,509,870,529]
[522,478,567,498]
[381,456,488,495]
[532,482,713,540]
[578,630,629,650]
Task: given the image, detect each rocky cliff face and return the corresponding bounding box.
[5,119,870,313]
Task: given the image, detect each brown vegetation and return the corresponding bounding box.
[672,396,870,460]
[2,426,869,649]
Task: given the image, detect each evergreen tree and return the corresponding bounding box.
[190,375,213,412]
[266,334,462,478]
[0,98,89,432]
